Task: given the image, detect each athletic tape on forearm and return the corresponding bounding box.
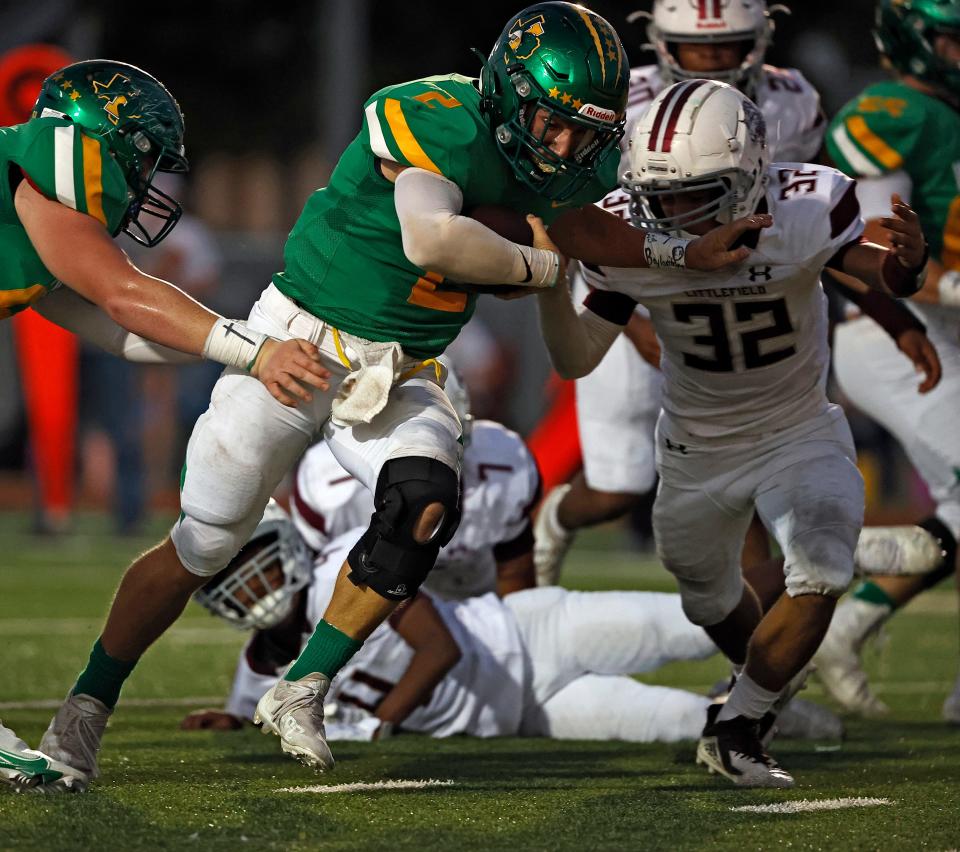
[938,270,960,307]
[643,233,691,269]
[202,318,269,370]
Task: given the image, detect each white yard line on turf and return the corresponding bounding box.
[730,797,893,814]
[279,779,456,794]
[0,696,222,710]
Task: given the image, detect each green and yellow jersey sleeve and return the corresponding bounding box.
[19,119,130,234]
[827,83,925,178]
[362,76,482,187]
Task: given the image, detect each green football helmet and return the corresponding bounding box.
[875,0,960,95]
[477,2,629,202]
[32,59,188,246]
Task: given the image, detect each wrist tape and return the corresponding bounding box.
[516,245,561,288]
[644,233,690,269]
[202,318,269,371]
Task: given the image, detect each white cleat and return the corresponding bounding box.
[854,525,945,576]
[37,694,111,792]
[697,707,795,789]
[943,673,960,725]
[254,673,335,770]
[813,601,890,718]
[0,720,85,793]
[533,484,575,587]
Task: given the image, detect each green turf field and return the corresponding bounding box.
[1,513,958,851]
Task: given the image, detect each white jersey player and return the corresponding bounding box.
[533,80,929,787]
[186,508,840,744]
[290,367,541,601]
[535,0,826,585]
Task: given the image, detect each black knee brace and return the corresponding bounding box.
[347,457,461,600]
[919,516,958,589]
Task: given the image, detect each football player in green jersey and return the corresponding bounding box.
[815,0,960,723]
[37,3,771,789]
[2,59,328,401]
[0,59,329,793]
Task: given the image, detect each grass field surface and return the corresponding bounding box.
[1,513,958,850]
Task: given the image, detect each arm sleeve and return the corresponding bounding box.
[393,168,557,286]
[536,280,630,379]
[32,286,198,364]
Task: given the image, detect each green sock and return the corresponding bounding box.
[285,620,362,682]
[73,638,137,709]
[852,580,897,610]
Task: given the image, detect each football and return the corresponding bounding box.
[453,205,536,296]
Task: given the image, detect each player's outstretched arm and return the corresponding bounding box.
[32,286,197,364]
[16,179,330,406]
[830,194,929,298]
[548,205,772,270]
[531,215,628,380]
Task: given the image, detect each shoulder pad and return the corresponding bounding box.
[827,87,925,178]
[19,119,129,233]
[362,77,482,182]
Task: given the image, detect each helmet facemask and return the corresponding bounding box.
[194,504,313,631]
[120,128,189,246]
[492,71,626,201]
[626,171,747,233]
[634,2,786,99]
[874,0,960,98]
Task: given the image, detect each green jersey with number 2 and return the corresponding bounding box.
[272,74,619,359]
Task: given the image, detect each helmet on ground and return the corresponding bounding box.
[32,59,188,246]
[874,0,960,95]
[622,78,768,233]
[194,500,313,631]
[478,2,629,201]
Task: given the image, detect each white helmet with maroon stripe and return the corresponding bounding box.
[622,79,768,233]
[638,1,785,97]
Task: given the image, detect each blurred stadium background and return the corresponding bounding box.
[0,0,930,535]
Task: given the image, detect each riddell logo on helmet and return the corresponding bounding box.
[578,103,617,123]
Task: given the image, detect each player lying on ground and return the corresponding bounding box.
[35,3,774,792]
[533,79,928,788]
[812,0,960,724]
[182,504,841,745]
[0,59,329,794]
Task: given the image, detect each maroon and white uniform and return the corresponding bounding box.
[226,528,717,741]
[582,164,866,625]
[290,419,541,600]
[574,63,824,494]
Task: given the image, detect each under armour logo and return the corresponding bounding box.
[748,266,773,282]
[665,438,688,455]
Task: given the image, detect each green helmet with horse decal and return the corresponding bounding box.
[477,2,629,202]
[32,59,188,246]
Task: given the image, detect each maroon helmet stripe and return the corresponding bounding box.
[648,79,699,151]
[661,80,711,152]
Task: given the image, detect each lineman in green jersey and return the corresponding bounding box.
[39,2,769,788]
[0,59,328,793]
[815,0,960,722]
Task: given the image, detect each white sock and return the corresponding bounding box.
[717,672,781,722]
